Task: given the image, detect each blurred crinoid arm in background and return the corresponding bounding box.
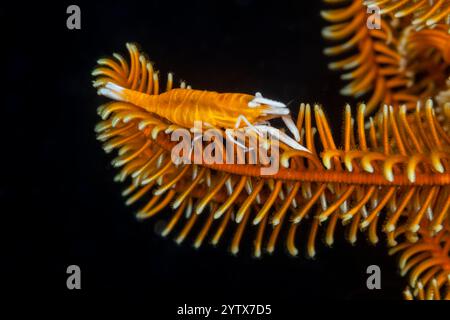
[321,0,418,114]
[321,0,450,116]
[364,0,450,30]
[396,22,450,107]
[436,77,450,133]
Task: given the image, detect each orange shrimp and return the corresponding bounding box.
[95,44,307,151]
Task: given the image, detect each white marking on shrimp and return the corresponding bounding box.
[249,92,286,108]
[254,125,311,152]
[282,115,300,141]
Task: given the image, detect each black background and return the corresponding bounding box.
[4,0,409,312]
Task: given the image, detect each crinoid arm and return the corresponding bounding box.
[94,62,450,258]
[321,0,418,113]
[364,0,450,30]
[93,42,450,301]
[389,222,450,300]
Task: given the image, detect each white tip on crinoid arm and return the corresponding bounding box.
[97,82,126,102]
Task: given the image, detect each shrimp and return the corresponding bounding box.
[97,79,308,152]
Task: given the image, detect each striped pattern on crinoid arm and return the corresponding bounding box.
[321,0,417,114]
[364,0,450,30]
[389,222,450,300]
[94,46,450,261]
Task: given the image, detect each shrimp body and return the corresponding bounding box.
[98,82,307,151]
[148,89,262,129]
[99,85,284,129]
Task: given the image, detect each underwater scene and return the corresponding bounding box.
[5,0,450,315]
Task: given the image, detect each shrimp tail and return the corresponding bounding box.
[98,82,156,110]
[97,82,128,101]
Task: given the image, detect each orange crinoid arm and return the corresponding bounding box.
[364,0,450,30]
[93,43,450,260]
[321,0,418,114]
[389,221,450,300]
[399,24,450,100]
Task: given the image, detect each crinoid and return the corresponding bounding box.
[93,44,450,266]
